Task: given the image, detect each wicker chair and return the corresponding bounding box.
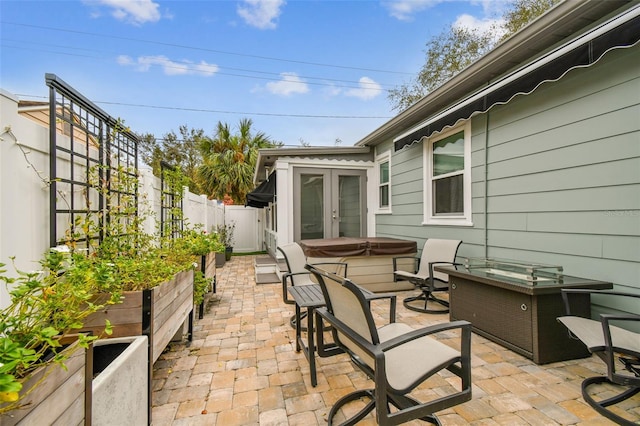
[307,264,472,426]
[558,289,640,426]
[277,243,346,330]
[393,239,461,314]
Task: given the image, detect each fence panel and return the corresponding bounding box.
[225,205,261,253]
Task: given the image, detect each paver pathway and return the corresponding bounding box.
[151,255,639,425]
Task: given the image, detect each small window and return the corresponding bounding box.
[424,123,472,226]
[432,132,464,214]
[376,153,391,212]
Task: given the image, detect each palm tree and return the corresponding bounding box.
[198,118,274,204]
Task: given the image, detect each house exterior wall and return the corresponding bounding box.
[376,42,640,291]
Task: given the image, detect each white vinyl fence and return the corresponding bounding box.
[0,89,261,308]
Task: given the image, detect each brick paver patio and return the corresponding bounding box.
[151,255,639,425]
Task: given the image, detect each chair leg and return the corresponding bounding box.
[328,389,376,426]
[582,376,640,426]
[403,289,449,314]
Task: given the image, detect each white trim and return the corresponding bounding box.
[423,122,473,227]
[375,151,392,214]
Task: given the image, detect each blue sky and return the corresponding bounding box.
[1,0,506,146]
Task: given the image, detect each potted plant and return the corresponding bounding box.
[216,223,236,261]
[0,249,121,424]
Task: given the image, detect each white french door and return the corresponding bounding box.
[293,168,366,241]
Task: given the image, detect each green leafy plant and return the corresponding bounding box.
[192,271,210,306]
[181,227,225,256]
[215,223,235,248]
[0,251,121,412]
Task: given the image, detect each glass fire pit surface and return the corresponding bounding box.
[463,258,564,285]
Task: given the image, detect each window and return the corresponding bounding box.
[424,123,472,226]
[377,152,391,212]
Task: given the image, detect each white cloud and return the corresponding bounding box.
[470,0,508,18]
[237,0,286,29]
[383,0,442,21]
[345,77,383,100]
[453,14,506,41]
[86,0,162,25]
[265,72,309,96]
[118,55,219,76]
[322,84,342,98]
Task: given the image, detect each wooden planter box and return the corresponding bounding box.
[0,340,92,426]
[81,269,194,364]
[197,253,217,319]
[202,252,217,288]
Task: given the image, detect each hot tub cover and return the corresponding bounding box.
[300,237,417,258]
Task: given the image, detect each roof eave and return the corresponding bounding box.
[254,146,370,184]
[356,0,632,147]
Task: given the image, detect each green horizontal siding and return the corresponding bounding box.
[376,42,639,290]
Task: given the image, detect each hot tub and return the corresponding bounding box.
[299,237,417,293]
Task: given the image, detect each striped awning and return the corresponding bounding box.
[394,5,640,151]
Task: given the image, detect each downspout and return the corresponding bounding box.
[483,111,490,258]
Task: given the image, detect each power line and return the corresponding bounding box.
[1,41,396,90]
[16,94,394,119]
[1,21,414,76]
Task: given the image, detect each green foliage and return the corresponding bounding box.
[181,228,225,256]
[500,0,561,39]
[192,271,210,306]
[0,252,121,411]
[388,0,559,111]
[215,223,236,248]
[198,118,276,204]
[138,125,207,195]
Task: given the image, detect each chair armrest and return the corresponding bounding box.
[282,271,312,303]
[362,290,397,323]
[309,261,348,277]
[379,320,472,353]
[600,313,640,381]
[283,271,312,281]
[560,289,639,316]
[393,256,419,281]
[601,313,640,353]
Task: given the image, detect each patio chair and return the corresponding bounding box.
[307,264,472,425]
[557,289,640,426]
[393,238,461,314]
[277,242,347,330]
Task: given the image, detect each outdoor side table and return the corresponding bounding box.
[288,284,397,386]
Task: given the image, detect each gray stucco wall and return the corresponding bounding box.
[376,43,639,291]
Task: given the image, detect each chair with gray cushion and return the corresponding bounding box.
[558,289,640,426]
[307,263,472,426]
[393,239,461,314]
[277,242,346,330]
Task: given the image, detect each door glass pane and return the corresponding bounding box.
[338,175,361,238]
[300,174,324,239]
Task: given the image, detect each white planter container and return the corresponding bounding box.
[92,335,148,426]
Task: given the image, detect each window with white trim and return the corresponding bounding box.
[377,152,391,212]
[424,123,472,226]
